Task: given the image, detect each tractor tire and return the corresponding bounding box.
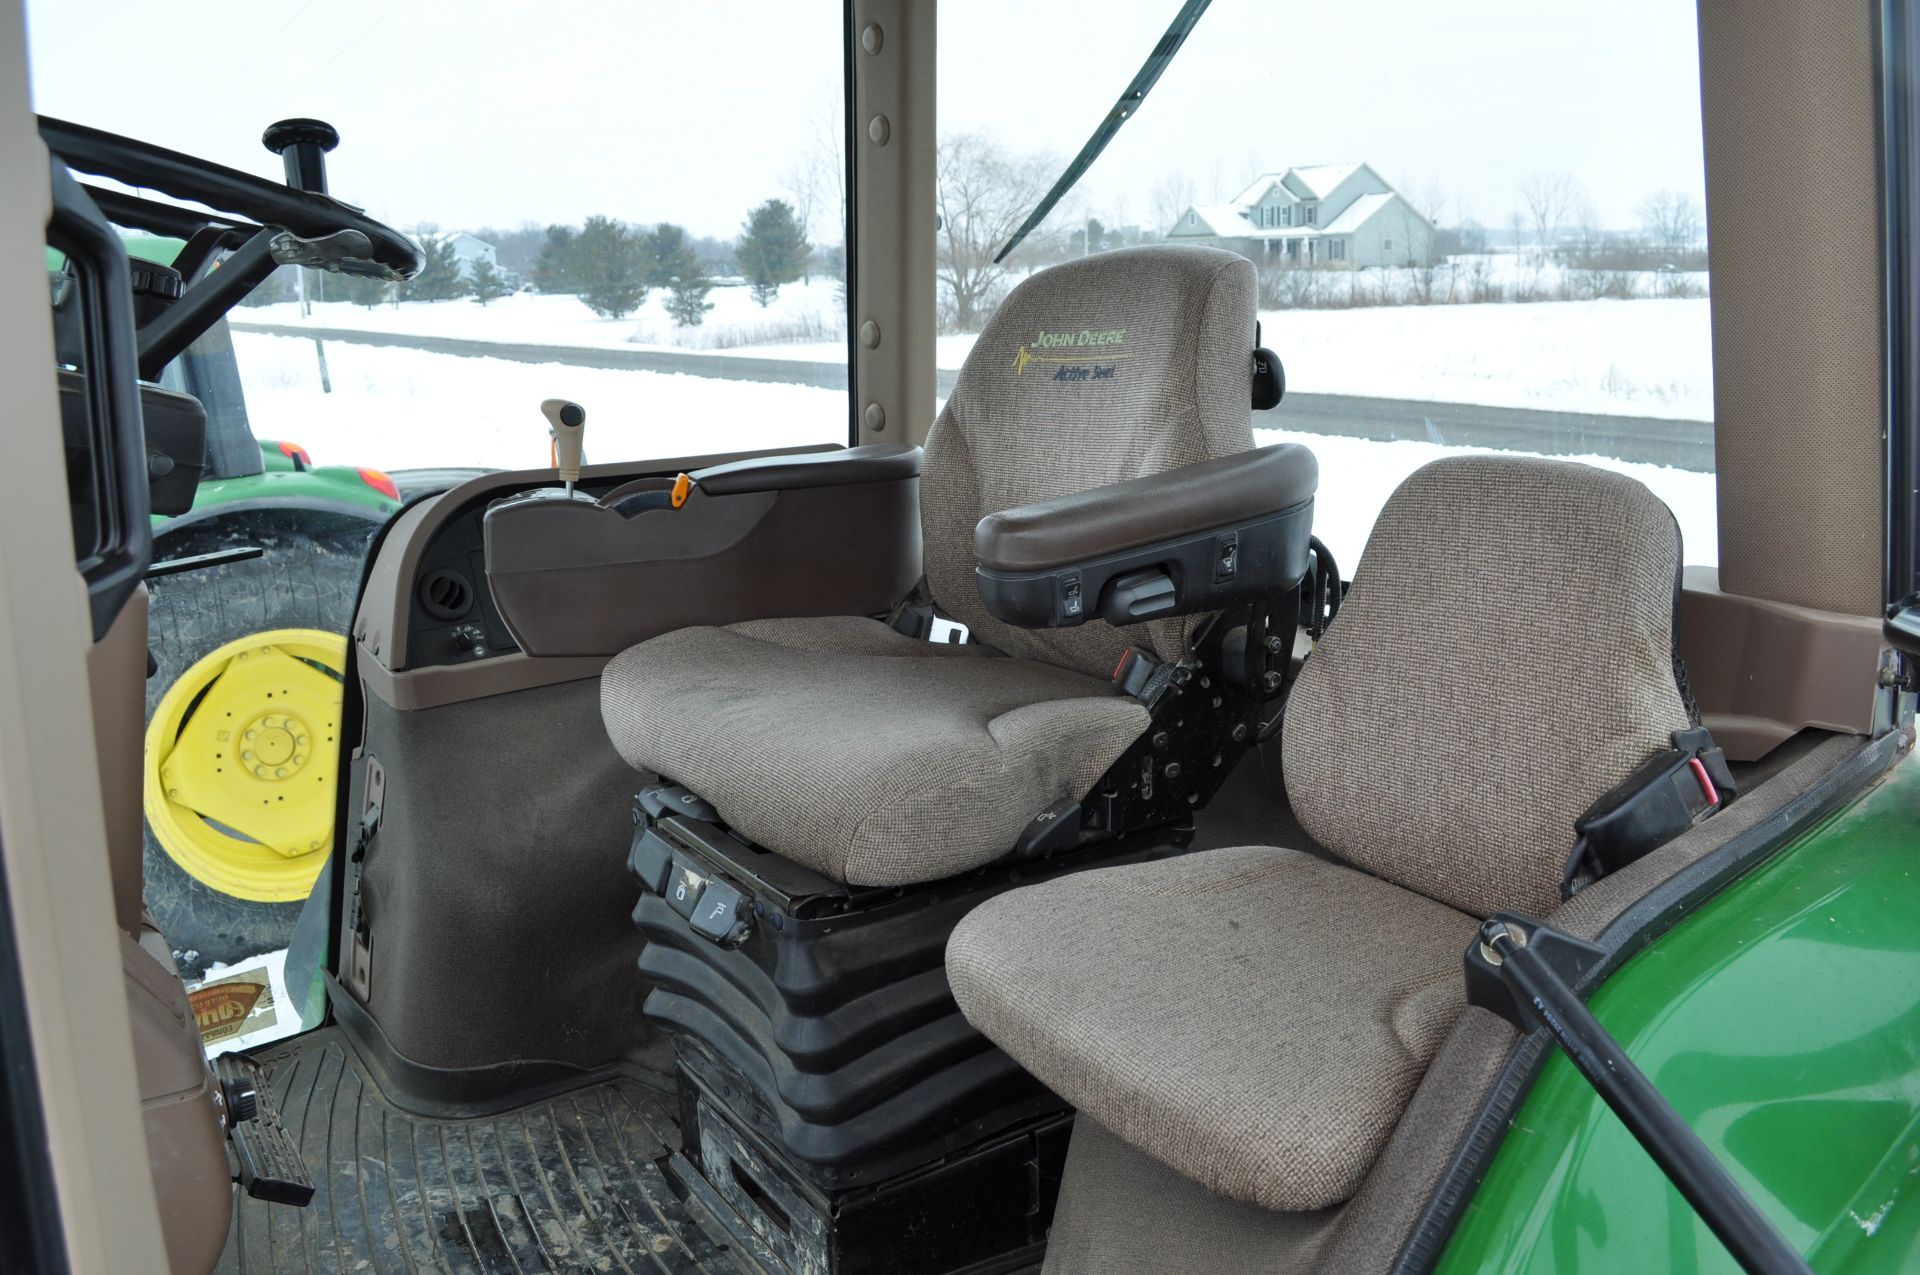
[144,509,379,976]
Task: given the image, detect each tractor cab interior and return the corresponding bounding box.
[7,0,1917,1273]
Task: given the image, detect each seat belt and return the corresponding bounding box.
[1561,727,1737,899]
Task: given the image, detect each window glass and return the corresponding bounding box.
[27,0,849,476]
[938,0,1714,570]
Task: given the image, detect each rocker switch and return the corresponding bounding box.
[628,827,675,895]
[1060,575,1084,622]
[666,860,707,919]
[689,878,749,946]
[1214,532,1240,584]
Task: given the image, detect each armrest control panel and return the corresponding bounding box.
[973,443,1317,629]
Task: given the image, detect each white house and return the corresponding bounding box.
[445,231,498,281]
[1166,163,1435,268]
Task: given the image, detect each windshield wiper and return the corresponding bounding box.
[992,0,1215,263]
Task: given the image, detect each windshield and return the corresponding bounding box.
[27,0,851,475]
[941,0,1714,569]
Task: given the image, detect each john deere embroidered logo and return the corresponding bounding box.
[1014,328,1131,381]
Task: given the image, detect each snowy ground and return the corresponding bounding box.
[244,278,849,353]
[232,332,1716,568]
[234,332,849,472]
[1256,426,1716,569]
[241,276,1713,422]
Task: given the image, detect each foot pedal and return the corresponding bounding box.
[215,1055,315,1206]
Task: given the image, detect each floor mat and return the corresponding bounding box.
[215,1028,757,1275]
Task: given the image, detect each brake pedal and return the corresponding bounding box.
[215,1055,315,1206]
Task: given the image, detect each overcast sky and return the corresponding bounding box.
[25,0,1706,241]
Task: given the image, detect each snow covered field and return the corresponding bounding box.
[240,278,1713,422]
[1255,427,1716,568]
[232,332,1717,568]
[245,278,849,353]
[234,332,849,472]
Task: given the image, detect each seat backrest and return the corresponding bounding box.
[1283,455,1696,918]
[922,245,1258,679]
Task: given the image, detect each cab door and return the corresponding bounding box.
[0,8,202,1268]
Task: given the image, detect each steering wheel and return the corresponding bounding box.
[39,115,423,282]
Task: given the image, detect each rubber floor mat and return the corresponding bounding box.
[214,1028,758,1275]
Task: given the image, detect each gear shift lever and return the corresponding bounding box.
[542,399,586,495]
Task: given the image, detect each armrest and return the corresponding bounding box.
[691,443,921,495]
[973,443,1318,629]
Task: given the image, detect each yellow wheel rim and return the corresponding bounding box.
[143,628,347,903]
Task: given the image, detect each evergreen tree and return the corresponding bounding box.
[343,271,390,308]
[642,223,696,290]
[736,199,809,306]
[404,235,470,302]
[665,260,715,328]
[573,215,648,318]
[533,224,581,294]
[468,256,511,306]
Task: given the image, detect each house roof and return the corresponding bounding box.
[1287,163,1363,199]
[1231,173,1290,205]
[1320,191,1398,234]
[1182,203,1261,237]
[1232,163,1366,207]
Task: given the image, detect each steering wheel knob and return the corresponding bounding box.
[262,119,340,155]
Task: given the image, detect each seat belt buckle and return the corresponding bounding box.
[1561,727,1739,899]
[1112,645,1185,709]
[1111,646,1159,698]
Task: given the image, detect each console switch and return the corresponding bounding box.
[665,860,707,919]
[689,877,750,946]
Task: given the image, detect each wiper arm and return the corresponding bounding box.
[992,0,1214,264]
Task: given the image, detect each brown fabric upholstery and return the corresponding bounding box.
[1700,0,1884,616]
[1283,455,1695,918]
[950,455,1700,1232]
[599,247,1259,884]
[1041,1118,1339,1275]
[922,245,1258,678]
[1038,1010,1519,1275]
[601,616,1147,885]
[947,845,1477,1211]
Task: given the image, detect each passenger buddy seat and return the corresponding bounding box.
[946,455,1719,1272]
[594,246,1318,1271]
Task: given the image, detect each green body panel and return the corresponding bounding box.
[1438,751,1920,1274]
[52,235,397,523]
[173,455,398,525]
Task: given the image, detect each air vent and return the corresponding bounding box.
[419,569,473,622]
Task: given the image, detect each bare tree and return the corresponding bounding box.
[784,104,846,283]
[935,133,1055,332]
[1517,172,1580,263]
[1149,172,1197,237]
[1636,190,1705,264]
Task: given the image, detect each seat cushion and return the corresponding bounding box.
[946,846,1476,1212]
[600,616,1150,886]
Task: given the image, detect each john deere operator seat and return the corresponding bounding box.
[595,245,1319,1271]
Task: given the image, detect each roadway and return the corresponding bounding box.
[232,321,1714,472]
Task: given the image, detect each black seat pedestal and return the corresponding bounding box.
[629,803,1193,1273]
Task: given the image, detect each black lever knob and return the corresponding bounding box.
[262,118,340,195]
